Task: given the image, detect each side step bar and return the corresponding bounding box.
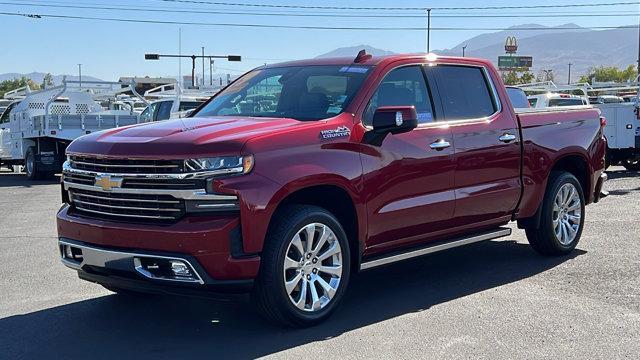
[360,227,512,270]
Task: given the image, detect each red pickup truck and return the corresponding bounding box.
[57,52,607,327]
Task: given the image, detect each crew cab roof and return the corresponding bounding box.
[263,54,494,69]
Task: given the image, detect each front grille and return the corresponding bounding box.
[69,188,185,222]
[69,155,185,174]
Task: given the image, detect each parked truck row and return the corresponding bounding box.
[55,52,606,327]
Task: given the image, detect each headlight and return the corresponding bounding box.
[184,155,254,176]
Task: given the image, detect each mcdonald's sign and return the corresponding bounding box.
[505,36,518,54]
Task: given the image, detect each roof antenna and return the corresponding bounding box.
[354,49,372,63]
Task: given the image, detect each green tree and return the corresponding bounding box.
[41,73,54,88]
[579,65,637,83]
[0,77,41,97]
[503,71,535,85]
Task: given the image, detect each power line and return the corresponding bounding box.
[148,0,640,11]
[2,11,638,31]
[2,2,639,18]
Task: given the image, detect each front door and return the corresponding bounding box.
[358,64,455,254]
[431,64,521,227]
[0,103,14,159]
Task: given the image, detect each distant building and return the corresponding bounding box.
[118,76,176,95]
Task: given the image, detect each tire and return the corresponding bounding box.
[25,147,42,180]
[622,159,640,171]
[252,205,351,327]
[525,172,585,256]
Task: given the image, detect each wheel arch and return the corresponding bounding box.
[268,183,363,272]
[549,153,590,200]
[519,152,590,229]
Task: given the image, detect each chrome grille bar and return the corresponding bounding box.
[72,199,182,212]
[70,192,180,204]
[70,160,181,169]
[63,181,236,201]
[72,206,178,220]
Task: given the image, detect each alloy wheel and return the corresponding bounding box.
[283,223,343,312]
[552,183,582,245]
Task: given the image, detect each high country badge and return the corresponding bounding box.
[320,126,351,140]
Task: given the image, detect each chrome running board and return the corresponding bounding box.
[360,227,512,270]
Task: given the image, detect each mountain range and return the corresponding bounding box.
[317,24,637,83]
[0,72,103,86]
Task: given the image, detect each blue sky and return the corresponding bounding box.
[0,0,637,80]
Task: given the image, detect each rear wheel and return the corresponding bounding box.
[252,205,351,327]
[525,172,585,256]
[25,148,41,180]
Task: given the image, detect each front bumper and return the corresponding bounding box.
[59,237,253,297]
[57,204,261,281]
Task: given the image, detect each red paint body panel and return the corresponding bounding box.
[57,54,606,282]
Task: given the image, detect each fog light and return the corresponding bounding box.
[61,244,83,261]
[170,260,192,277]
[64,245,73,258]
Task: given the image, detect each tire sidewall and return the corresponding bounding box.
[543,173,585,252]
[271,208,351,325]
[25,148,37,179]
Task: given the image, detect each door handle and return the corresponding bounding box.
[498,133,517,143]
[429,139,451,150]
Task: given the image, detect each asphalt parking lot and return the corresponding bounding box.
[0,167,638,359]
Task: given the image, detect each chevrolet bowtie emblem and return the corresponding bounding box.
[94,174,123,191]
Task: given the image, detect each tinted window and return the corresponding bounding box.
[364,66,434,125]
[156,101,173,121]
[179,101,203,112]
[196,65,369,121]
[0,102,15,123]
[548,98,585,107]
[506,87,530,108]
[140,102,158,122]
[432,65,496,120]
[528,98,538,107]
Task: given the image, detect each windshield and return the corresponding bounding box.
[195,65,371,121]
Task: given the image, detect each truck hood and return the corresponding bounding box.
[66,116,301,158]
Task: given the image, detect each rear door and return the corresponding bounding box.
[431,64,521,227]
[359,64,455,253]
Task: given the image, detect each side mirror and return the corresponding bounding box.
[364,106,418,146]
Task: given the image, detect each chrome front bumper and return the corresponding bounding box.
[58,239,204,284]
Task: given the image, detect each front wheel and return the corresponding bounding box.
[525,172,585,256]
[252,205,351,327]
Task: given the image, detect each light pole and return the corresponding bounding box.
[568,63,573,85]
[426,8,432,53]
[462,45,467,57]
[210,59,214,86]
[77,64,82,88]
[201,46,205,87]
[145,53,241,88]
